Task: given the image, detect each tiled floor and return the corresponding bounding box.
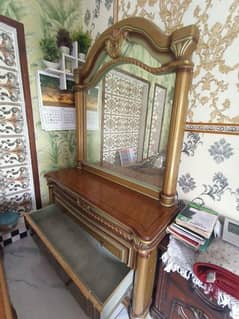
[3,236,130,319]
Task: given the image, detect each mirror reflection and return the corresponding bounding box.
[86,64,175,190]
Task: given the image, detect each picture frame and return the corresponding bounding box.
[118,148,136,167]
[37,71,75,131]
[37,71,74,108]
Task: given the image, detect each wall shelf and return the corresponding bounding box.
[44,41,85,90]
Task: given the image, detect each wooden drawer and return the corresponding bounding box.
[25,205,133,319]
[51,185,135,267]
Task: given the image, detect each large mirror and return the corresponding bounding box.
[86,64,175,192]
[74,17,199,206]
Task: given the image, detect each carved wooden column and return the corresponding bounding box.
[130,246,157,319]
[74,70,86,168]
[160,66,193,207]
[160,25,199,207]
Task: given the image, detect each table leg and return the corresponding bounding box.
[130,248,157,319]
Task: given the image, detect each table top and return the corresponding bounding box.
[45,168,180,243]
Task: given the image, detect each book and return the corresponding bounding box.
[166,224,200,249]
[167,223,213,251]
[169,223,206,245]
[175,203,218,239]
[198,235,213,252]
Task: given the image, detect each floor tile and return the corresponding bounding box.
[3,236,148,319]
[3,236,89,319]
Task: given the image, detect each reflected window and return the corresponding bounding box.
[102,69,149,165]
[147,84,167,158]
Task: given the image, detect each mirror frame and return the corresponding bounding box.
[74,17,199,207]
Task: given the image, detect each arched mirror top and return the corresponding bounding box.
[74,17,199,87]
[74,17,199,206]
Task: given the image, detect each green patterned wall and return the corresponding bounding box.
[0,0,114,205]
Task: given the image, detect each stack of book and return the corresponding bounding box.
[167,203,218,251]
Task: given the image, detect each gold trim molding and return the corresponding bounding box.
[113,0,119,23]
[185,122,239,135]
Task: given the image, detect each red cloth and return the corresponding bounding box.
[193,262,239,299]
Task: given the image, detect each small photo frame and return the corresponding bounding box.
[38,71,74,108]
[118,148,136,167]
[222,217,239,247]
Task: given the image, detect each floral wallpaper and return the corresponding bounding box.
[117,0,239,220]
[81,0,114,39]
[0,0,114,206]
[179,132,239,216]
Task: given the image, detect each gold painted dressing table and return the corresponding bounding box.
[27,18,199,319]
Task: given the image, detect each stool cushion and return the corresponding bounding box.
[0,212,19,230]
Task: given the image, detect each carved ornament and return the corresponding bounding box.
[174,301,209,319]
[170,37,194,58]
[76,196,133,242]
[105,28,127,59]
[76,196,161,252]
[170,25,199,59]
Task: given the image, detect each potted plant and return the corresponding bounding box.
[40,36,60,69]
[72,30,91,60]
[56,28,72,54]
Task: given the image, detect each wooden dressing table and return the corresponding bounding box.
[27,18,199,319]
[44,168,183,317]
